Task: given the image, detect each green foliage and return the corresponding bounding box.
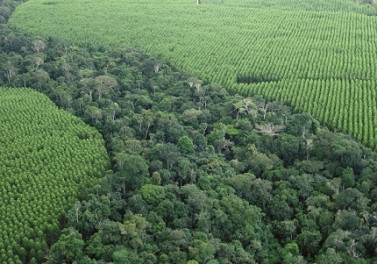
[117,154,149,193]
[2,4,377,262]
[0,88,108,263]
[178,136,195,154]
[113,249,131,264]
[49,228,85,263]
[8,0,377,151]
[140,184,165,204]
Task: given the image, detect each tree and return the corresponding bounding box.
[248,150,280,176]
[291,174,314,200]
[254,96,271,120]
[341,167,355,188]
[224,173,255,202]
[181,109,202,127]
[74,201,81,224]
[32,39,46,52]
[178,136,195,154]
[80,78,95,101]
[233,98,257,119]
[176,158,197,185]
[153,61,161,73]
[269,101,291,124]
[275,220,297,240]
[105,102,121,122]
[85,105,102,122]
[315,248,343,264]
[296,230,322,257]
[141,109,154,139]
[207,122,233,153]
[113,249,131,264]
[140,184,165,204]
[119,154,149,192]
[94,75,117,100]
[276,133,305,165]
[48,228,85,263]
[33,56,44,70]
[2,59,17,84]
[332,137,363,170]
[187,77,196,87]
[297,160,324,174]
[335,188,368,211]
[314,130,363,170]
[114,152,128,168]
[194,79,203,93]
[0,6,11,20]
[333,210,361,231]
[280,242,307,264]
[31,69,50,92]
[250,178,273,209]
[287,113,314,138]
[255,123,285,136]
[323,229,350,251]
[124,139,143,155]
[181,184,207,212]
[118,213,148,250]
[189,240,216,263]
[152,143,180,169]
[268,196,294,221]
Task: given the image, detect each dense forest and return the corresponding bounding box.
[2,0,377,263]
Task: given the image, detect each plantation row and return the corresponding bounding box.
[8,0,377,149]
[0,88,109,264]
[203,0,377,14]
